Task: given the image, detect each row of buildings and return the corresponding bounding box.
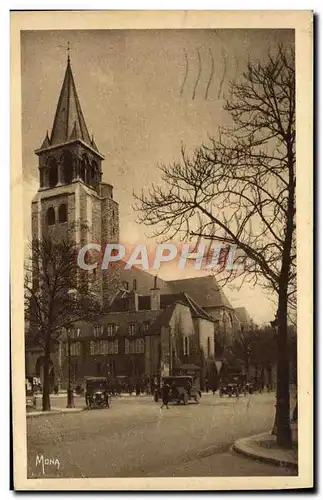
[25,54,253,390]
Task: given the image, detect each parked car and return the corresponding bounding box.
[84,377,111,409]
[25,377,36,410]
[219,372,247,398]
[154,376,201,405]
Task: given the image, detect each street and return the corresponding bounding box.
[27,392,296,478]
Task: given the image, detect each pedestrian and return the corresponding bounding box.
[160,381,171,409]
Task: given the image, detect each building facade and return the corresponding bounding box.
[25,56,250,391]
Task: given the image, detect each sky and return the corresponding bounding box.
[21,29,294,325]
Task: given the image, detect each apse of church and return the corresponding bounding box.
[31,55,120,308]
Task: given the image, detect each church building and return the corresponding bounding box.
[25,55,249,391]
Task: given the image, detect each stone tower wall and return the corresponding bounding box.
[101,196,121,309]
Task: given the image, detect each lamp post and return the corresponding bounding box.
[66,288,78,409]
[66,328,74,408]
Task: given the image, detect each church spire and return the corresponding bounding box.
[48,56,93,148]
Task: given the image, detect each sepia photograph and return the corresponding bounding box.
[11,10,313,490]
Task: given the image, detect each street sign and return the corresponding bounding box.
[215,361,222,373]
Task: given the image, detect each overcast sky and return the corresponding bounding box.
[21,28,294,325]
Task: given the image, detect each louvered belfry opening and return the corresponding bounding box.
[35,56,104,193]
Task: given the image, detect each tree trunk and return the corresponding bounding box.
[275,286,292,448]
[42,339,51,411]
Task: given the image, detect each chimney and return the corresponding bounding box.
[129,290,139,311]
[150,275,160,310]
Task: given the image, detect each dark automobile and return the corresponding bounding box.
[154,376,201,405]
[85,377,111,409]
[25,377,36,410]
[219,372,246,398]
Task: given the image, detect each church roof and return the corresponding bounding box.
[167,275,234,310]
[36,57,102,157]
[234,307,252,326]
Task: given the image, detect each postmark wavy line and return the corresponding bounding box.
[205,48,215,100]
[218,47,227,100]
[192,49,202,100]
[180,50,189,97]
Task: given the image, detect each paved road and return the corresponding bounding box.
[27,392,296,478]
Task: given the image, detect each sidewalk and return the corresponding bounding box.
[233,423,298,469]
[26,407,85,418]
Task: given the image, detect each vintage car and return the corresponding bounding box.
[154,376,202,405]
[84,377,111,409]
[25,377,36,410]
[219,372,247,398]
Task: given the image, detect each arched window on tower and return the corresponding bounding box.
[58,204,67,223]
[48,158,58,188]
[92,161,98,187]
[82,154,90,184]
[61,150,73,184]
[79,158,86,182]
[47,207,55,226]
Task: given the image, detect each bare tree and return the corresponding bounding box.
[25,237,102,411]
[135,45,295,447]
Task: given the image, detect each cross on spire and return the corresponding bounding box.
[67,41,70,63]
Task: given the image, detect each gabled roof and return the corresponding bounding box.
[119,267,233,311]
[168,275,233,310]
[146,304,177,336]
[234,307,252,325]
[39,131,51,150]
[37,58,99,154]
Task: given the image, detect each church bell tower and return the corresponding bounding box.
[31,53,121,308]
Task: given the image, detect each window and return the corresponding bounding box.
[64,341,81,356]
[47,207,55,226]
[113,339,119,354]
[133,279,137,291]
[68,328,80,339]
[71,342,81,356]
[183,336,190,356]
[122,281,129,290]
[93,325,104,337]
[107,324,116,336]
[143,321,150,333]
[125,338,144,354]
[125,338,129,354]
[48,158,58,187]
[128,323,136,336]
[90,341,99,355]
[135,338,145,354]
[90,340,118,355]
[58,204,67,223]
[61,150,74,184]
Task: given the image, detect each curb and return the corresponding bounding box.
[26,407,85,419]
[232,433,298,470]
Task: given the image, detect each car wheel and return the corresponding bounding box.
[194,394,200,404]
[154,394,158,402]
[183,394,189,405]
